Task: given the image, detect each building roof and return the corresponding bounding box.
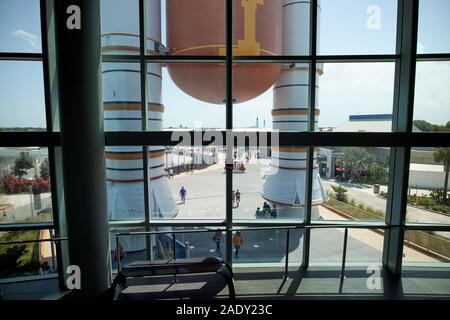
[333,114,421,132]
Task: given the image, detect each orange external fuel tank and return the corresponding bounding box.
[166,0,282,104]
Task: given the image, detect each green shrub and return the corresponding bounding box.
[375,210,385,217]
[331,185,348,203]
[0,230,41,278]
[365,205,375,214]
[430,189,449,204]
[417,196,434,207]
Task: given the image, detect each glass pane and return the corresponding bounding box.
[232,146,316,222]
[310,228,383,263]
[403,231,450,264]
[150,145,225,220]
[407,149,450,225]
[0,229,58,279]
[154,228,225,260]
[413,61,450,132]
[319,0,397,55]
[233,63,314,221]
[232,228,303,265]
[163,0,224,56]
[0,61,46,131]
[102,62,143,132]
[232,62,284,125]
[317,147,390,222]
[0,147,53,224]
[155,63,226,129]
[0,0,42,53]
[110,227,147,270]
[317,62,395,132]
[105,146,145,221]
[101,0,140,55]
[231,0,284,56]
[417,0,450,54]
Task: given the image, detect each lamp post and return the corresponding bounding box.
[177,148,180,175]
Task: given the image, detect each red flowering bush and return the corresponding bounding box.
[0,176,51,194]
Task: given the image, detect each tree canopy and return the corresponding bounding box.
[337,147,376,179]
[414,120,450,132]
[11,152,34,178]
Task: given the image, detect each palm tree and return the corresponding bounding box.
[433,147,450,203]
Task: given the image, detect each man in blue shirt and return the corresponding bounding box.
[179,186,187,204]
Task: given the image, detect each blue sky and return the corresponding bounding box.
[0,0,449,129]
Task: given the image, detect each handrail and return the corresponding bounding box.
[0,237,67,246]
[101,33,161,44]
[114,223,390,237]
[113,224,367,280]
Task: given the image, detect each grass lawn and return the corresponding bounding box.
[0,229,41,278]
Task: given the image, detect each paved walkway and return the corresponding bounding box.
[0,193,52,224]
[322,180,450,231]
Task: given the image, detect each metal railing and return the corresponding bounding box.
[0,237,67,246]
[114,225,377,279]
[0,236,67,279]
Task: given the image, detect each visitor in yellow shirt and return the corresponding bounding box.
[233,231,243,258]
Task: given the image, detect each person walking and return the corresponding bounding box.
[233,231,243,258]
[114,241,126,261]
[235,189,241,207]
[263,201,271,216]
[212,229,223,256]
[179,186,187,204]
[169,168,174,179]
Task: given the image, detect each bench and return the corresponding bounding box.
[112,256,235,300]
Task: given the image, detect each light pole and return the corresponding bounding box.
[177,148,180,175]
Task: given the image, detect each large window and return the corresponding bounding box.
[1,0,449,283]
[318,0,398,55]
[0,61,47,131]
[0,0,42,53]
[99,0,449,268]
[0,1,59,282]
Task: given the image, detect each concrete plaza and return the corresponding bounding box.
[154,159,440,264]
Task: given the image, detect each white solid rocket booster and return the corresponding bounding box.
[102,0,177,251]
[261,0,328,219]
